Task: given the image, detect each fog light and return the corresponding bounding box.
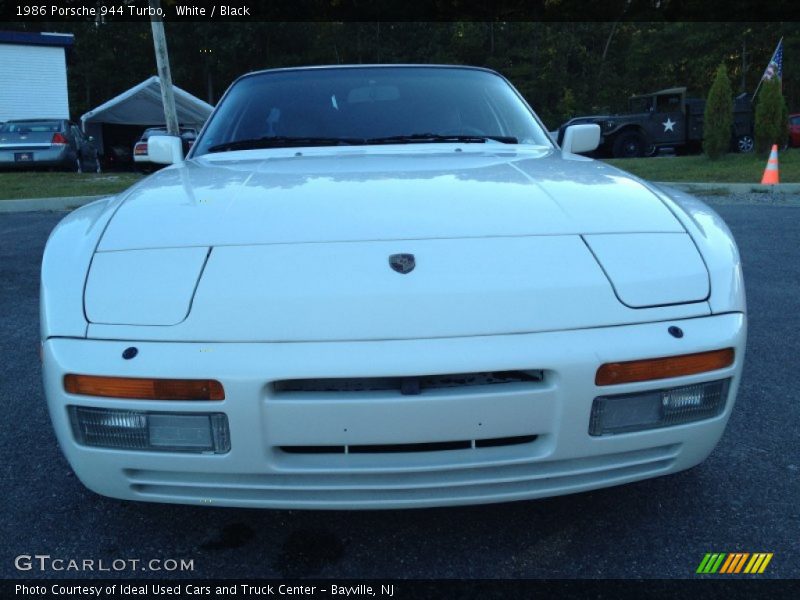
[589,379,730,436]
[69,406,230,453]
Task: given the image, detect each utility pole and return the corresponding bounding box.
[149,0,179,136]
[741,40,747,94]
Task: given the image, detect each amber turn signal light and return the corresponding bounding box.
[596,348,735,386]
[64,375,225,400]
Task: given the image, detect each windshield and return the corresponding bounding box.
[628,97,653,113]
[0,121,62,133]
[192,67,551,156]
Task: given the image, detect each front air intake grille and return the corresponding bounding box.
[273,370,544,396]
[280,435,538,455]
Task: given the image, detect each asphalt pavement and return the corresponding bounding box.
[1,200,798,579]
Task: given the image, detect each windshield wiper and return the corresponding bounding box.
[207,133,519,153]
[207,136,362,153]
[365,133,518,145]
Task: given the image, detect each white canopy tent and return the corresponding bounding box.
[80,76,214,155]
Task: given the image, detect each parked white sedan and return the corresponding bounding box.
[41,66,745,509]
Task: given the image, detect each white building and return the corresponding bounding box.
[0,31,74,122]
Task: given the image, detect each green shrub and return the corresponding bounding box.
[754,79,788,153]
[703,64,733,160]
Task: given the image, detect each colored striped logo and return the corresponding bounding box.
[696,553,773,574]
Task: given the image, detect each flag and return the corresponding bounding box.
[761,38,783,82]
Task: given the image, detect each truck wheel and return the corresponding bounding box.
[736,135,754,153]
[612,132,645,158]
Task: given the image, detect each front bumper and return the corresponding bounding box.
[43,313,745,509]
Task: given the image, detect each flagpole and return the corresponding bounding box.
[752,36,783,102]
[752,71,763,103]
[752,76,762,103]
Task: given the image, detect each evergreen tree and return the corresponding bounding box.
[754,79,788,153]
[703,64,733,160]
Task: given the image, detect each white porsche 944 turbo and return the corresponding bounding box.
[41,66,745,509]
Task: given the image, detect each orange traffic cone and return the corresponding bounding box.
[761,144,780,185]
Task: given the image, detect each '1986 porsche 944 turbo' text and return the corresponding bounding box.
[41,66,745,509]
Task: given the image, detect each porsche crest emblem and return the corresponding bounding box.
[389,253,415,274]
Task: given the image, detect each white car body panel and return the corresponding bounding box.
[44,313,745,509]
[40,66,746,509]
[85,247,209,325]
[97,148,684,252]
[584,233,709,308]
[40,195,123,339]
[86,236,709,342]
[650,185,746,315]
[78,147,721,342]
[146,134,184,165]
[560,123,600,154]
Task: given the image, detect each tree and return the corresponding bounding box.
[754,79,788,153]
[703,64,733,159]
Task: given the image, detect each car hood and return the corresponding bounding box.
[83,146,711,342]
[97,146,684,251]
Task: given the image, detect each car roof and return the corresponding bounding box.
[6,118,66,122]
[232,64,504,87]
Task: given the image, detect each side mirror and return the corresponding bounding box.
[148,135,184,165]
[561,124,601,155]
